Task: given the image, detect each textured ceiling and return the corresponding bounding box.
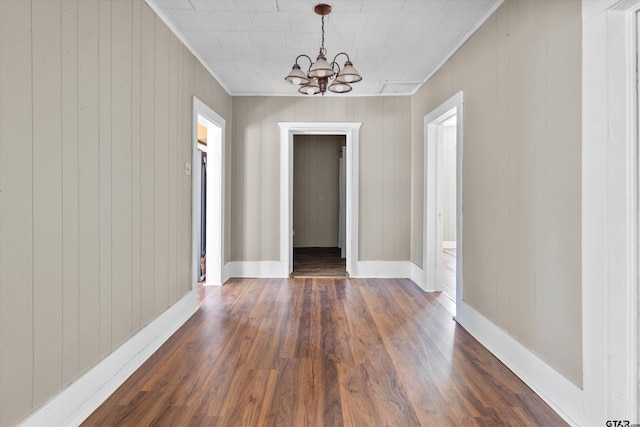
[147,0,503,96]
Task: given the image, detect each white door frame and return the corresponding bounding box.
[279,122,361,276]
[424,91,464,307]
[582,0,640,421]
[191,96,225,288]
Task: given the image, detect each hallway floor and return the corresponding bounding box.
[83,278,566,426]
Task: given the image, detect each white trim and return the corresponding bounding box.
[409,262,425,290]
[224,261,288,279]
[582,0,640,422]
[143,0,232,96]
[442,240,456,249]
[279,122,362,277]
[18,291,197,427]
[455,301,582,426]
[192,97,226,287]
[351,261,412,279]
[423,91,464,306]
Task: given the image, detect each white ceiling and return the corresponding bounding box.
[147,0,503,96]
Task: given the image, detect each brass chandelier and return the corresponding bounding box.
[284,3,362,95]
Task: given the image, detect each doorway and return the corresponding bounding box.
[191,97,225,289]
[279,122,362,278]
[291,135,347,277]
[424,92,463,311]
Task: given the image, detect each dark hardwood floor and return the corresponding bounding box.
[292,247,347,277]
[83,278,566,427]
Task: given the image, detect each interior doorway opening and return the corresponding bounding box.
[424,92,463,313]
[191,97,225,290]
[440,114,457,301]
[279,122,361,279]
[291,134,347,277]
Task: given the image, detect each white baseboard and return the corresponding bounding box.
[409,262,426,290]
[443,240,456,249]
[351,261,412,279]
[19,291,198,427]
[455,301,582,426]
[224,261,288,279]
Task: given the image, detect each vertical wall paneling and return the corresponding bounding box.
[0,1,34,425]
[515,0,541,350]
[506,0,521,341]
[541,0,582,380]
[400,98,411,257]
[382,97,395,260]
[77,0,101,374]
[154,16,170,315]
[111,0,133,348]
[181,53,194,292]
[61,0,80,388]
[139,3,155,326]
[32,0,64,407]
[131,0,142,332]
[532,0,550,357]
[168,33,178,303]
[98,0,112,357]
[177,45,184,291]
[493,3,511,330]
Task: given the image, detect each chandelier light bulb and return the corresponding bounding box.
[335,84,344,92]
[292,77,301,85]
[344,75,353,83]
[306,87,315,95]
[317,70,326,77]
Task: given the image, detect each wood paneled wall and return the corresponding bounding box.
[231,96,412,262]
[293,135,345,248]
[0,1,231,425]
[411,0,582,386]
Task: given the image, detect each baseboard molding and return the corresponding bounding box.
[225,261,288,279]
[455,301,582,426]
[409,262,426,290]
[443,240,456,249]
[351,261,411,279]
[19,291,198,427]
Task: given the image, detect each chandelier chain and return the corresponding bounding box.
[321,15,325,51]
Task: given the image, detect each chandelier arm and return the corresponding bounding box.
[331,52,351,64]
[329,61,341,77]
[295,54,314,74]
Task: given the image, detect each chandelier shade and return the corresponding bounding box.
[285,64,310,86]
[298,78,320,95]
[328,81,352,93]
[335,61,362,84]
[309,54,335,79]
[284,3,362,96]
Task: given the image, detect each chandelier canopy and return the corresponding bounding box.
[284,3,362,95]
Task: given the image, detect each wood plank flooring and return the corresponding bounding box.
[83,278,566,427]
[441,248,456,300]
[292,247,347,277]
